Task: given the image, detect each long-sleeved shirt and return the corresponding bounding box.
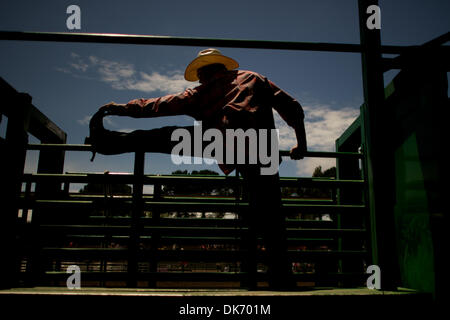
[124,69,304,131]
[122,69,305,173]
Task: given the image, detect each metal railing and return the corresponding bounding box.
[6,0,434,289]
[15,135,367,288]
[0,20,370,290]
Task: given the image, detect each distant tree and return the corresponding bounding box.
[312,166,323,178]
[312,166,336,178]
[191,169,219,176]
[284,166,337,199]
[79,183,132,195]
[161,169,233,218]
[79,182,132,217]
[161,169,231,196]
[324,167,336,178]
[171,170,189,175]
[309,165,336,198]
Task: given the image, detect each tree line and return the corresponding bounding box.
[79,166,336,199]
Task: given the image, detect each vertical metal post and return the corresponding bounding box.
[36,133,67,197]
[0,95,30,288]
[128,151,145,287]
[149,181,161,287]
[358,0,399,289]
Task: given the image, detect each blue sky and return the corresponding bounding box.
[0,0,449,183]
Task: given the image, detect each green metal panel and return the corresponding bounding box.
[335,115,361,150]
[393,133,435,293]
[385,64,448,298]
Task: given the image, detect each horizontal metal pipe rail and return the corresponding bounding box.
[21,173,364,187]
[26,143,364,158]
[26,199,365,214]
[37,225,366,238]
[68,216,337,228]
[0,30,420,54]
[39,247,367,260]
[40,271,368,283]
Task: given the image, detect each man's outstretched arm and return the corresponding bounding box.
[290,120,307,160]
[268,80,307,160]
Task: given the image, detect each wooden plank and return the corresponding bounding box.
[0,77,66,142]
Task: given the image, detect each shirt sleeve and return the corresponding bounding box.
[267,79,305,128]
[123,88,198,118]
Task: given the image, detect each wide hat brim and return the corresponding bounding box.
[184,54,239,81]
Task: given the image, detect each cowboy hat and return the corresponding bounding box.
[184,48,239,81]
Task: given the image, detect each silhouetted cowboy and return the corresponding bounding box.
[89,48,307,290]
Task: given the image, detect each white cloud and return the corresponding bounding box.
[77,115,116,127]
[127,71,190,94]
[59,53,193,95]
[274,104,359,176]
[70,62,89,72]
[275,114,297,151]
[77,115,92,126]
[69,52,89,72]
[89,56,135,83]
[55,67,72,74]
[303,104,359,152]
